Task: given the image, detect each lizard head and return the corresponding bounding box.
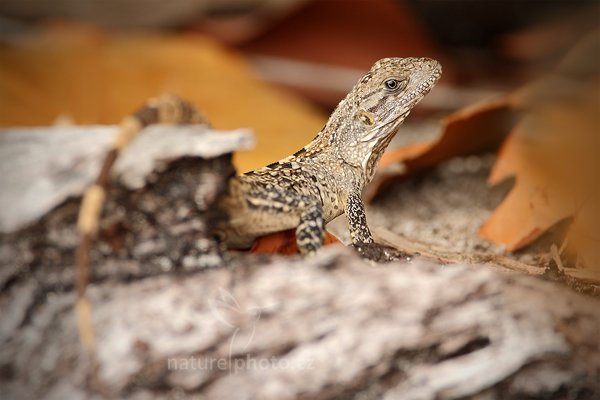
[331,57,441,181]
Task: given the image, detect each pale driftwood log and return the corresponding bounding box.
[0,125,254,233]
[1,127,599,399]
[1,248,599,399]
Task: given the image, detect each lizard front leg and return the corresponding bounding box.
[296,201,325,254]
[345,190,402,262]
[345,190,374,245]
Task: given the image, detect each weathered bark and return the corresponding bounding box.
[1,127,599,399]
[0,125,253,233]
[1,248,599,399]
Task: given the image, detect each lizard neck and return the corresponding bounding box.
[363,132,395,183]
[303,99,399,188]
[301,93,359,159]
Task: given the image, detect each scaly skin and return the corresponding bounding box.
[221,57,442,253]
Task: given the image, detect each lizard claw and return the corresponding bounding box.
[352,242,411,263]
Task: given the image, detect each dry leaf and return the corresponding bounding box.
[481,30,600,273]
[250,230,341,255]
[0,23,326,172]
[404,97,516,173]
[479,124,573,251]
[365,96,515,201]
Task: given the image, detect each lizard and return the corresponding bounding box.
[75,56,440,353]
[219,57,442,255]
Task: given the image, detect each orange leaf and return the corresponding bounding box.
[250,230,341,255]
[0,24,326,173]
[481,67,599,260]
[480,123,573,251]
[404,97,516,173]
[481,30,600,258]
[487,132,519,185]
[479,178,570,251]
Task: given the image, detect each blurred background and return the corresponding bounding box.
[0,0,598,270]
[0,0,597,171]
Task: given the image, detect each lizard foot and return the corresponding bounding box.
[352,242,411,263]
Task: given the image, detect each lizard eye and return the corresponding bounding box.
[383,78,407,92]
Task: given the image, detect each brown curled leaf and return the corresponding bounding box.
[366,96,517,202]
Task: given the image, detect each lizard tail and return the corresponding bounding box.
[75,94,211,353]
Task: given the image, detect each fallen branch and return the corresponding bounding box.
[1,248,599,399]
